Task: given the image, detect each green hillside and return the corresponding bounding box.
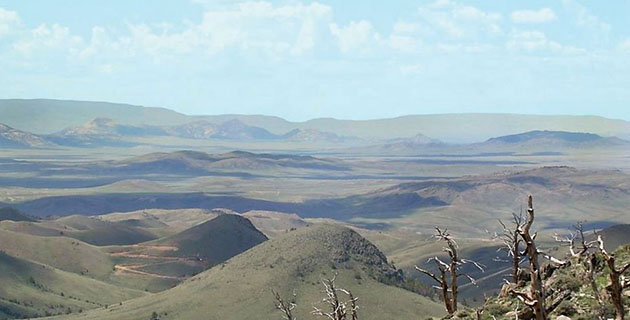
[149,214,268,263]
[57,224,445,320]
[0,251,146,319]
[0,215,159,246]
[54,215,159,246]
[0,229,114,280]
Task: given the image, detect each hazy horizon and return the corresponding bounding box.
[1,1,630,121]
[3,98,630,122]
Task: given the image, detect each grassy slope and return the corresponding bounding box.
[0,220,181,293]
[0,215,160,246]
[95,214,270,292]
[54,215,159,246]
[58,224,445,320]
[0,252,146,319]
[100,208,220,236]
[0,229,114,280]
[147,214,268,263]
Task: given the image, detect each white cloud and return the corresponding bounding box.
[417,0,503,38]
[506,30,583,54]
[562,0,611,35]
[618,38,630,53]
[13,24,83,55]
[329,20,381,54]
[196,1,332,56]
[0,8,20,38]
[1,1,337,72]
[510,8,557,24]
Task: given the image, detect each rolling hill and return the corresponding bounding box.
[0,207,35,222]
[0,99,190,134]
[100,208,223,235]
[0,123,51,148]
[56,224,445,320]
[111,150,349,174]
[53,215,160,246]
[480,130,629,149]
[282,128,355,143]
[39,117,358,146]
[0,228,115,280]
[168,119,280,141]
[242,210,310,238]
[0,215,160,246]
[0,251,146,319]
[55,118,167,137]
[352,133,444,155]
[591,224,630,251]
[6,166,629,237]
[101,214,269,285]
[146,214,268,266]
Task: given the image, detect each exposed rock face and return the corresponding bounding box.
[0,123,51,147]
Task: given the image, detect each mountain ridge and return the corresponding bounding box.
[55,224,445,320]
[1,99,629,142]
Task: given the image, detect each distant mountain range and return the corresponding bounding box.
[1,99,629,143]
[2,115,628,152]
[112,150,350,174]
[0,117,356,148]
[481,130,629,148]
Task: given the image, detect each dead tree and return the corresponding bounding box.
[272,289,297,320]
[312,274,358,320]
[510,195,551,320]
[555,221,605,319]
[415,227,484,315]
[491,212,525,284]
[596,235,630,320]
[474,295,495,320]
[553,221,596,261]
[587,252,606,319]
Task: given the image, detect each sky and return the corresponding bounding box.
[0,0,629,121]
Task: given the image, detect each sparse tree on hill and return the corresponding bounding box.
[553,220,596,261]
[415,227,484,315]
[509,195,568,320]
[490,211,525,284]
[510,195,547,320]
[595,235,630,320]
[272,289,297,320]
[312,273,358,320]
[554,221,604,319]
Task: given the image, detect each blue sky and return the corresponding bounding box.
[0,0,629,121]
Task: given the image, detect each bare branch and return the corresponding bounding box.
[415,266,440,284]
[516,195,547,320]
[537,250,567,266]
[272,289,297,320]
[595,234,628,319]
[416,227,484,315]
[312,274,358,320]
